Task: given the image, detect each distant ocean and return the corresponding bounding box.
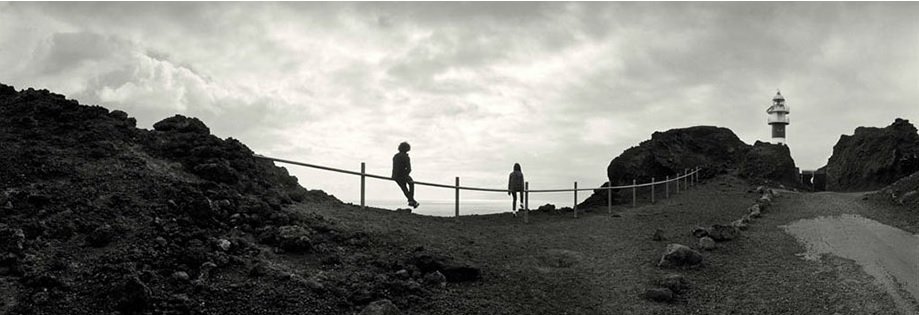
[348,196,579,217]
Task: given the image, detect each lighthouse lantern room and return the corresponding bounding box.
[766,91,790,144]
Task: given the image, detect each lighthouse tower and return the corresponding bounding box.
[766,90,790,144]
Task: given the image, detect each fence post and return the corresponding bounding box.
[573,181,578,218]
[684,168,689,189]
[360,162,366,210]
[632,179,636,208]
[651,177,655,204]
[666,175,670,199]
[524,181,529,224]
[455,177,460,217]
[676,174,680,194]
[607,183,612,215]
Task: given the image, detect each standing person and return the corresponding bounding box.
[508,163,525,215]
[392,142,419,208]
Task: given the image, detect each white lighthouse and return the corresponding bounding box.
[766,90,790,144]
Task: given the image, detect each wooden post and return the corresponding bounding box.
[455,177,460,217]
[651,177,655,204]
[665,175,670,199]
[573,181,578,218]
[360,162,366,210]
[607,183,612,215]
[676,174,680,194]
[632,179,636,208]
[524,181,529,224]
[684,168,688,189]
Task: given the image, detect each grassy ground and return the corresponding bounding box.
[297,175,906,314]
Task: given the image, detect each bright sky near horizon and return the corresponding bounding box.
[1,2,918,206]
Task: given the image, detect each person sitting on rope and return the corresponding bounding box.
[508,163,525,216]
[392,142,419,208]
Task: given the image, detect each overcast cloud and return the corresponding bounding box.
[2,2,917,207]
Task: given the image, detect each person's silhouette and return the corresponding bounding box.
[508,163,524,215]
[392,142,419,208]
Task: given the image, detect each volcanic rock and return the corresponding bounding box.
[826,118,919,191]
[691,226,709,238]
[360,299,401,315]
[276,225,313,253]
[0,82,478,314]
[643,287,674,302]
[740,142,799,185]
[582,126,798,207]
[153,115,211,134]
[698,236,716,250]
[423,271,446,288]
[877,170,919,208]
[708,224,739,242]
[658,243,703,267]
[659,274,690,294]
[731,219,749,231]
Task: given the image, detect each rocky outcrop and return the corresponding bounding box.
[825,118,919,191]
[0,83,479,314]
[580,126,798,207]
[740,141,799,185]
[608,126,748,185]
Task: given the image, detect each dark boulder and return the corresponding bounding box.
[740,141,799,184]
[658,243,703,267]
[708,224,739,242]
[276,225,312,253]
[407,252,481,283]
[659,274,690,294]
[826,118,919,191]
[153,115,211,134]
[643,287,674,302]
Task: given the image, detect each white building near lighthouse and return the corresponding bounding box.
[766,91,790,144]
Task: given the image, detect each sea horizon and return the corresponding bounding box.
[344,196,580,217]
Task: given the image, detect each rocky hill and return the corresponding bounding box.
[824,118,919,191]
[0,84,477,314]
[580,126,798,207]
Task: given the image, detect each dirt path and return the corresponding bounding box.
[304,176,908,314]
[782,192,919,315]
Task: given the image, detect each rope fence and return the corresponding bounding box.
[254,154,702,222]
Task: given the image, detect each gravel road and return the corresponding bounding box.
[783,192,919,315]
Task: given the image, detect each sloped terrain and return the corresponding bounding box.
[0,84,478,314]
[871,170,919,211]
[825,118,919,192]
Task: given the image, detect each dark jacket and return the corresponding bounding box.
[392,152,411,180]
[508,170,524,192]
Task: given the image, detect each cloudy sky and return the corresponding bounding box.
[2,2,917,209]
